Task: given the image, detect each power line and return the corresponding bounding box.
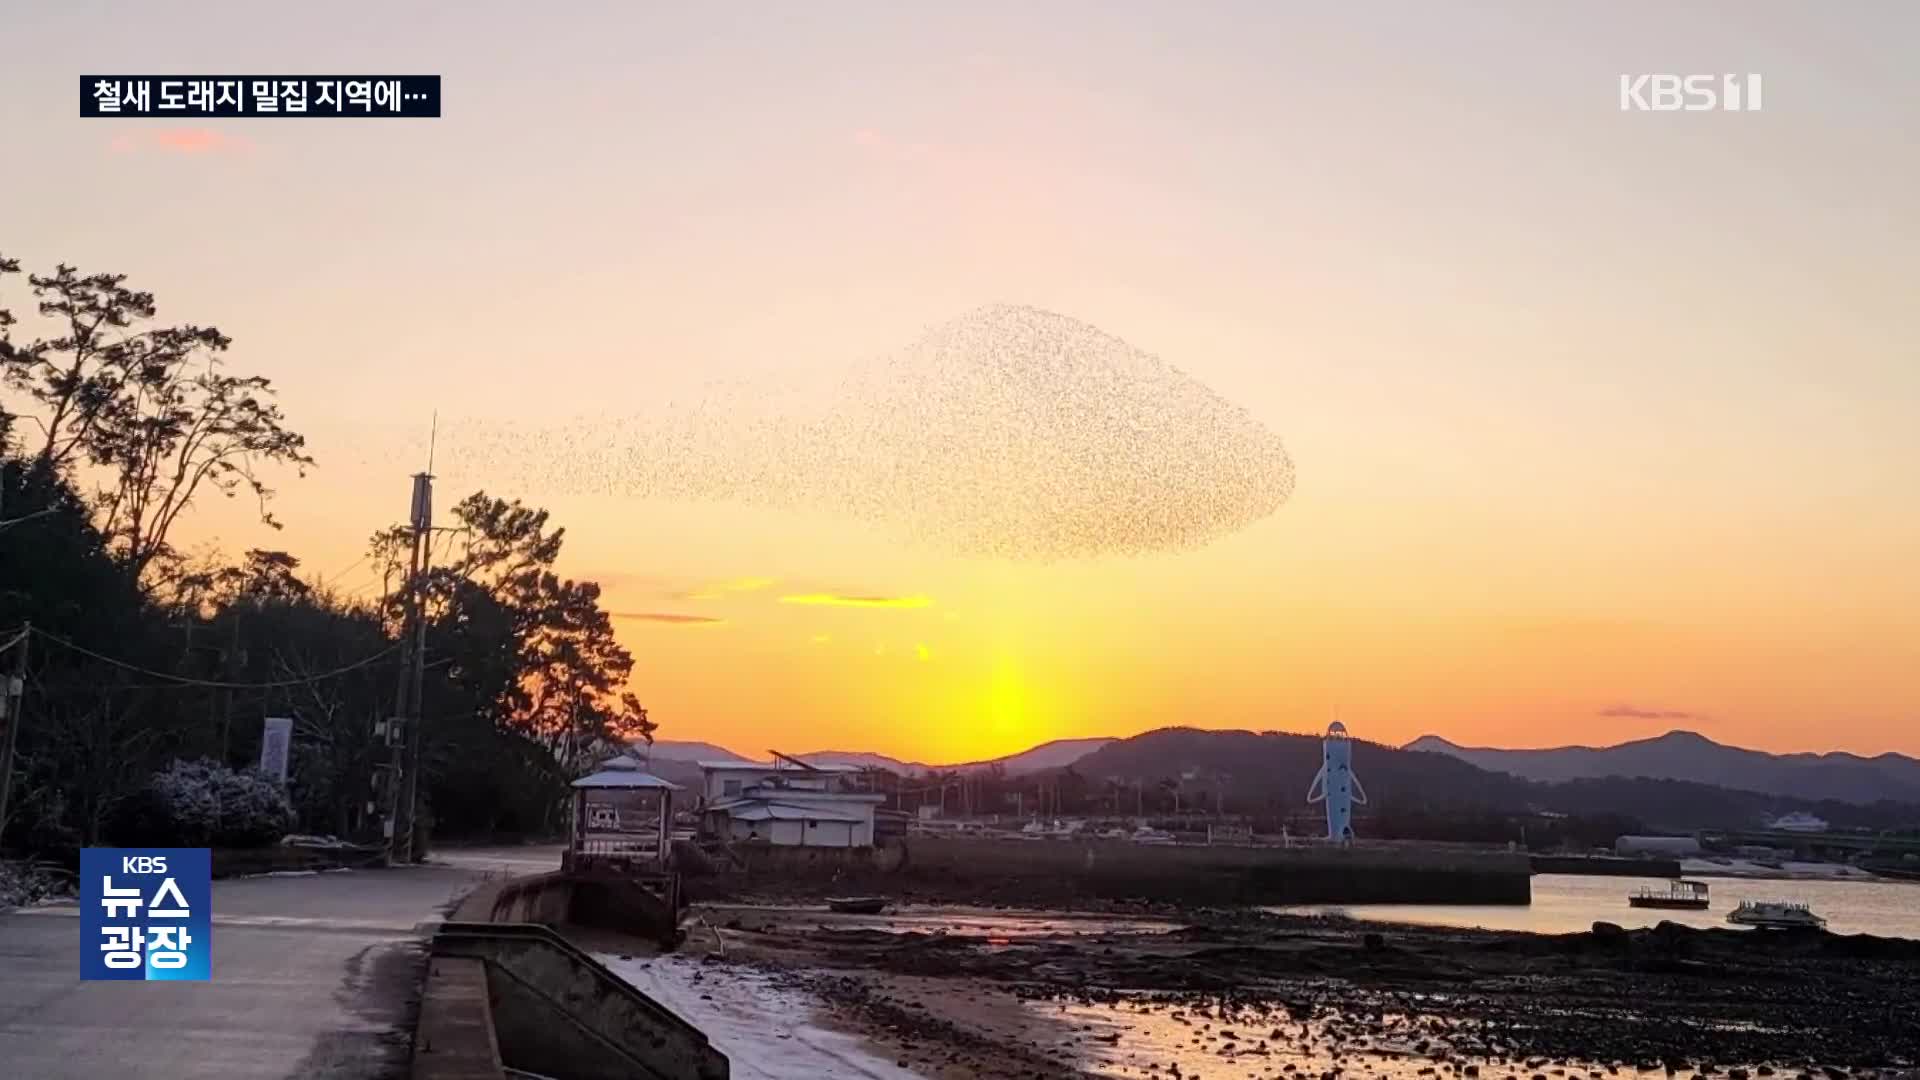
[26,627,399,689]
[318,552,371,590]
[337,574,386,601]
[79,654,452,693]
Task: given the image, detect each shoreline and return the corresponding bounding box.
[633,899,1920,1076]
[1676,858,1894,882]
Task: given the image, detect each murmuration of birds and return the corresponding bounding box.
[425,305,1295,560]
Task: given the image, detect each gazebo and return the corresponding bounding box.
[565,754,682,875]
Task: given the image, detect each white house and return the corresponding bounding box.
[696,760,865,803]
[697,760,883,848]
[1769,812,1829,833]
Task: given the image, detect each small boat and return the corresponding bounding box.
[826,896,888,915]
[1727,900,1826,930]
[1628,879,1710,910]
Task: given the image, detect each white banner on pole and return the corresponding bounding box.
[260,716,293,783]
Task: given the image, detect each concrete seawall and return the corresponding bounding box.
[1532,854,1683,878]
[413,957,504,1080]
[416,874,729,1079]
[451,872,574,924]
[699,837,1533,906]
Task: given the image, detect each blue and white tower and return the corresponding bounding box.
[1306,721,1368,842]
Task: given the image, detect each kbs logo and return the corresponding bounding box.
[1620,73,1763,112]
[80,848,212,981]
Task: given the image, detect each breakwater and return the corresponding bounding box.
[1531,854,1682,878]
[699,837,1533,906]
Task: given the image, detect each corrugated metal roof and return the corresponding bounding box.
[697,760,865,773]
[713,802,868,823]
[572,768,682,789]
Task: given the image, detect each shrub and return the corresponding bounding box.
[125,758,295,849]
[214,765,296,847]
[147,759,224,843]
[0,860,72,909]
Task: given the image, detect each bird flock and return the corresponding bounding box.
[428,305,1295,560]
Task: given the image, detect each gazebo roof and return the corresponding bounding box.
[572,755,683,790]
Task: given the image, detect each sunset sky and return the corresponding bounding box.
[4,3,1916,762]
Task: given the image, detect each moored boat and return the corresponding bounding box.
[826,896,888,915]
[1727,899,1826,930]
[1629,879,1711,910]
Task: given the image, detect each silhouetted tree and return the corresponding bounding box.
[2,250,656,858]
[0,258,312,586]
[373,491,656,838]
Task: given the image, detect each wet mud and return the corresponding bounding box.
[686,904,1920,1077]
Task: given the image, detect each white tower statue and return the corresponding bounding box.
[1306,721,1367,842]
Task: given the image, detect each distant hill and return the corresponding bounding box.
[645,740,751,764]
[946,737,1116,775]
[641,727,1920,832]
[637,736,1112,779]
[1404,730,1920,806]
[1075,727,1532,811]
[798,750,927,774]
[1072,726,1920,832]
[798,738,1113,776]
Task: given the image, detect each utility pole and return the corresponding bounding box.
[384,471,432,866]
[217,609,241,762]
[0,623,28,839]
[400,499,432,862]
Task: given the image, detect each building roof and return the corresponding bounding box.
[572,755,683,790]
[712,801,869,823]
[697,760,865,774]
[739,784,885,803]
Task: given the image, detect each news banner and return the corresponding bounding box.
[80,76,440,118]
[79,848,213,981]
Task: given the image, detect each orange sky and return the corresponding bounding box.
[3,4,1916,761]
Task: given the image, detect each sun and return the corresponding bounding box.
[978,651,1036,759]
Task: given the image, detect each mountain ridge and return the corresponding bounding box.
[1073,726,1920,832]
[644,727,1920,813]
[641,736,1114,777]
[1403,728,1920,806]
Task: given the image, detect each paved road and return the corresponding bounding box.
[431,844,563,878]
[0,864,485,1079]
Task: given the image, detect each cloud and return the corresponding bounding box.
[1599,704,1702,721]
[685,576,776,600]
[109,128,252,155]
[779,593,932,609]
[612,612,725,626]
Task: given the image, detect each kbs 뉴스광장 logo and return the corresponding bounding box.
[79,848,212,981]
